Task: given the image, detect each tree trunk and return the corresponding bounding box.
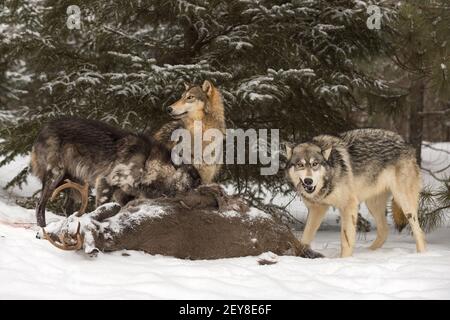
[409,78,426,165]
[446,103,450,141]
[446,123,450,141]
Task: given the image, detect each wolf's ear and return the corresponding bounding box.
[184,82,190,90]
[322,147,332,160]
[285,144,293,160]
[202,80,214,97]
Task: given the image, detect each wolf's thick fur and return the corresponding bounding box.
[286,129,426,257]
[154,80,226,184]
[31,117,201,227]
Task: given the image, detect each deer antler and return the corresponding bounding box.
[51,179,89,216]
[42,180,89,251]
[42,222,84,251]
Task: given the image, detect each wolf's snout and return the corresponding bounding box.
[166,106,173,114]
[302,178,316,194]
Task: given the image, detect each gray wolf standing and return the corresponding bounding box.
[154,80,226,184]
[286,129,426,258]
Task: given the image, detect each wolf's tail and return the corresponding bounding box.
[392,199,409,232]
[30,146,43,180]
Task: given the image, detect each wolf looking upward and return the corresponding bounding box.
[154,80,226,184]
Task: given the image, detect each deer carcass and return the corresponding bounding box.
[39,183,323,260]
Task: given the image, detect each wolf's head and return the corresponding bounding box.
[285,143,332,198]
[167,80,216,121]
[140,159,201,198]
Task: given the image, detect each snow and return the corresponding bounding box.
[219,207,271,220]
[107,51,144,63]
[247,207,271,219]
[248,93,274,102]
[0,145,449,299]
[107,203,167,234]
[422,142,450,188]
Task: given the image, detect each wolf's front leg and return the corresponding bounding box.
[301,203,329,246]
[340,197,358,258]
[95,177,114,207]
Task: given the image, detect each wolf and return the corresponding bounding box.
[31,117,201,227]
[154,80,226,184]
[285,129,426,258]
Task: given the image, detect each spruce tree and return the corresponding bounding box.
[1,0,395,202]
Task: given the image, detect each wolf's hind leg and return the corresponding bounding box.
[62,176,82,216]
[366,192,389,250]
[95,177,114,207]
[63,183,84,216]
[36,170,66,227]
[391,163,426,252]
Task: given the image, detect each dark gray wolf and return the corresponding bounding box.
[31,117,201,227]
[286,129,426,257]
[154,80,226,184]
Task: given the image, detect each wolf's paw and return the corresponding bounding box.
[300,245,324,259]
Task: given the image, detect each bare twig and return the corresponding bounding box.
[422,142,450,155]
[419,109,450,117]
[421,167,448,183]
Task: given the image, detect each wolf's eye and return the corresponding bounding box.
[295,163,304,170]
[312,161,319,168]
[187,95,195,101]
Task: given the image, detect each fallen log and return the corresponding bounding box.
[39,184,323,260]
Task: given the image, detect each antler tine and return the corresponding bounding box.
[51,179,89,216]
[42,222,84,251]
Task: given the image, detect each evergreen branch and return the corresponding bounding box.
[4,166,29,190]
[102,26,145,44]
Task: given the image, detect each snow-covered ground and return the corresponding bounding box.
[0,144,449,299]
